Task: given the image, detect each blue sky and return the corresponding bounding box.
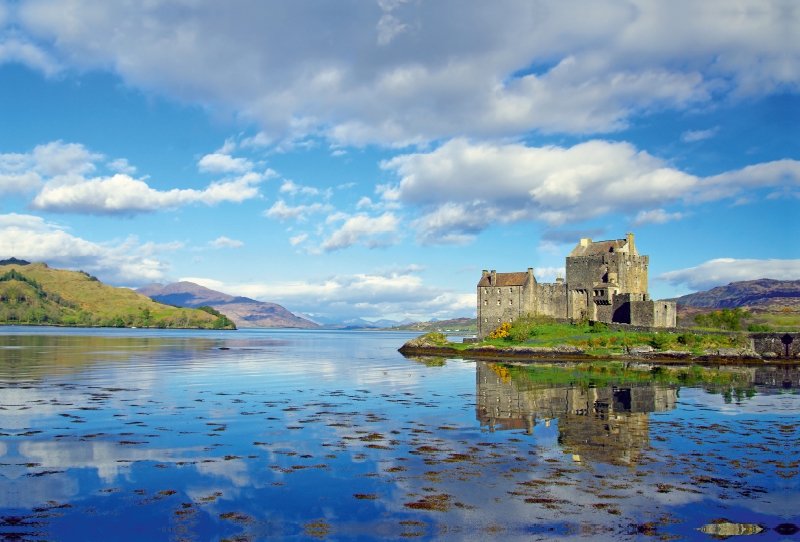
[0,1,797,323]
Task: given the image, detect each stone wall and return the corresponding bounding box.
[477,276,533,339]
[751,332,800,357]
[534,282,567,318]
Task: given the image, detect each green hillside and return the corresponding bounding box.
[394,317,477,332]
[0,262,235,329]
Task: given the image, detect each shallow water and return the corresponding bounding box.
[0,327,798,541]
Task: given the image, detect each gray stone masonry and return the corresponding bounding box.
[477,233,676,339]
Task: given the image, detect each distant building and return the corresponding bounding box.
[476,233,676,339]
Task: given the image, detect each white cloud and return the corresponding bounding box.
[9,1,796,146]
[681,127,719,142]
[107,158,136,174]
[197,153,253,174]
[181,267,473,320]
[289,233,308,246]
[1,141,269,214]
[0,213,171,284]
[630,208,685,227]
[279,179,319,196]
[209,236,243,249]
[657,258,800,291]
[30,172,266,215]
[382,139,800,245]
[534,266,566,281]
[0,37,60,76]
[264,200,330,222]
[321,212,399,251]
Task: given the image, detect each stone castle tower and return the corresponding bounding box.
[477,233,676,339]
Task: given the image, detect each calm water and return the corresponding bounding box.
[0,327,798,541]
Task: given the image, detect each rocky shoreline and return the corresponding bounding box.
[398,336,799,366]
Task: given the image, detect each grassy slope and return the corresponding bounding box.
[0,262,232,328]
[394,318,477,332]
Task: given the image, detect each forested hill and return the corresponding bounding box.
[669,279,800,309]
[136,281,318,329]
[0,261,235,329]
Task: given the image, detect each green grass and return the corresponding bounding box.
[421,318,754,356]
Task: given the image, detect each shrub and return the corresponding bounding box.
[590,322,608,333]
[747,323,772,332]
[694,308,752,331]
[489,322,512,340]
[677,332,696,346]
[650,333,671,350]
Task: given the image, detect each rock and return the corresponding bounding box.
[402,332,450,349]
[553,344,584,354]
[716,348,761,359]
[761,351,778,359]
[508,346,556,354]
[628,345,654,354]
[656,350,692,359]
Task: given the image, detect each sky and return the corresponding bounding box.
[0,0,798,323]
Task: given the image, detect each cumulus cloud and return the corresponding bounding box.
[657,258,800,291]
[7,1,796,146]
[381,139,800,245]
[0,141,269,215]
[321,212,400,251]
[279,180,320,196]
[0,213,171,284]
[181,266,473,320]
[630,208,685,227]
[30,171,266,215]
[264,200,331,222]
[107,158,136,174]
[197,153,254,174]
[209,236,243,249]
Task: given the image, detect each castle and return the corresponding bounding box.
[477,233,676,339]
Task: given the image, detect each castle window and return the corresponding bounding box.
[497,318,501,323]
[484,318,487,322]
[497,288,500,294]
[509,299,513,305]
[497,300,501,305]
[484,300,487,306]
[509,288,513,293]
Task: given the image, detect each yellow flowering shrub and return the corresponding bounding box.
[488,322,511,339]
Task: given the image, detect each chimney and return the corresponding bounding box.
[482,270,489,278]
[490,270,497,286]
[556,273,564,284]
[580,238,591,247]
[626,232,636,255]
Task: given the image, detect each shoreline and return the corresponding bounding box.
[398,343,799,366]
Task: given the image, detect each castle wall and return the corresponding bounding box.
[565,253,649,295]
[477,276,534,339]
[534,282,567,318]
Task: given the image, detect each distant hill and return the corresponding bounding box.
[0,262,234,329]
[669,279,800,310]
[137,281,318,329]
[394,317,477,332]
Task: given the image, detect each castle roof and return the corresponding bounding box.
[568,238,632,257]
[478,272,529,287]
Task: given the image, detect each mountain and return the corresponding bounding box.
[669,279,800,309]
[0,262,234,329]
[137,281,318,329]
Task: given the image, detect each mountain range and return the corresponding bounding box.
[136,281,318,329]
[669,279,800,309]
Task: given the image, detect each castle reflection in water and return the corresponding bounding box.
[475,361,799,466]
[476,361,678,465]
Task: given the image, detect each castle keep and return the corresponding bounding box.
[477,233,676,339]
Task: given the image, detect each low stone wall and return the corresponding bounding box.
[751,332,800,357]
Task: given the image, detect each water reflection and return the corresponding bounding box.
[0,330,798,540]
